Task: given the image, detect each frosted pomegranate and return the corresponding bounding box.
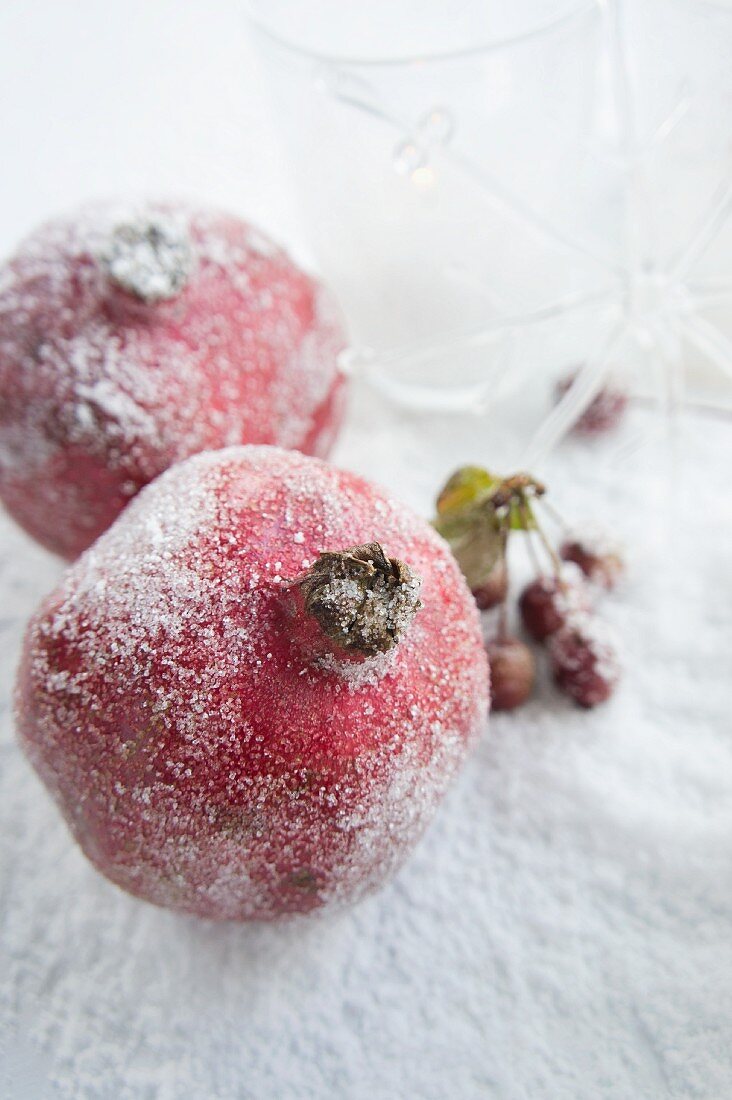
[16,446,489,920]
[0,202,346,558]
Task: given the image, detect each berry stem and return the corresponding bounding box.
[537,496,571,535]
[522,507,544,578]
[496,526,510,642]
[531,507,564,579]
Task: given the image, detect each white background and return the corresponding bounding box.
[0,1,303,266]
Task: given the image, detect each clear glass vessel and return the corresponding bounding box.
[248,0,732,462]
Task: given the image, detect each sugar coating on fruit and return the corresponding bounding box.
[0,201,347,557]
[315,647,399,690]
[549,613,620,707]
[563,526,622,561]
[16,446,489,920]
[553,613,619,672]
[555,371,629,435]
[582,616,620,680]
[560,526,625,590]
[519,564,589,641]
[100,216,194,302]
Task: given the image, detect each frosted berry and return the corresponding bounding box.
[560,534,624,591]
[16,446,488,920]
[518,565,589,642]
[549,616,620,708]
[472,558,509,611]
[555,370,629,435]
[0,201,346,558]
[486,636,534,711]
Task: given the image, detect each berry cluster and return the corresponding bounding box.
[434,467,623,712]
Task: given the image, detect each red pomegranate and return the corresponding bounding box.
[16,446,489,920]
[0,202,346,558]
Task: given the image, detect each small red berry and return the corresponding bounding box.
[549,616,620,708]
[486,636,535,711]
[560,534,624,591]
[555,371,629,435]
[472,558,509,611]
[518,566,589,642]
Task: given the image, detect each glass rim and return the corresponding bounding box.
[244,0,600,67]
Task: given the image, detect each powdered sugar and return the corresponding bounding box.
[315,647,398,690]
[548,612,621,706]
[99,215,194,303]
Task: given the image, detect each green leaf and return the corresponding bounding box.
[435,466,498,516]
[435,506,504,588]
